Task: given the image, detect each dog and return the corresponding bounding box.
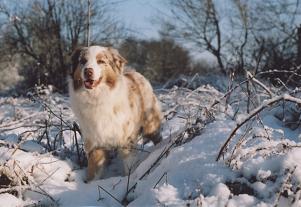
[68,46,162,181]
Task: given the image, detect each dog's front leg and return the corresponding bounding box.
[86,148,107,182]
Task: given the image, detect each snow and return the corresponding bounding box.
[19,140,44,153]
[283,149,301,183]
[0,84,301,206]
[154,184,183,206]
[227,194,257,207]
[0,193,22,207]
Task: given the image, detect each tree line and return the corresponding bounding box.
[163,0,301,85]
[0,0,300,92]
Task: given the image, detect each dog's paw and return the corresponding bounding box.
[84,176,94,183]
[83,171,95,183]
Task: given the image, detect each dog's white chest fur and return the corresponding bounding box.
[69,79,133,149]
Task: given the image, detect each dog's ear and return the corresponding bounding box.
[108,47,127,73]
[70,47,83,76]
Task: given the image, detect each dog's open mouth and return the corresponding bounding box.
[84,78,101,89]
[84,79,95,89]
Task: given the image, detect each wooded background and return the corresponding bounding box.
[0,0,300,92]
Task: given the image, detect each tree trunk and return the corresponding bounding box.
[297,25,301,65]
[86,0,91,47]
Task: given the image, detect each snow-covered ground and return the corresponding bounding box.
[0,84,300,207]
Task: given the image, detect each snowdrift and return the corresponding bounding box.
[0,84,301,207]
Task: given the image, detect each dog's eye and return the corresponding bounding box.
[97,59,105,64]
[80,58,87,65]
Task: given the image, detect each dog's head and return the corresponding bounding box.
[71,46,127,90]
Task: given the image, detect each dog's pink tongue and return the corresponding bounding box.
[84,80,94,89]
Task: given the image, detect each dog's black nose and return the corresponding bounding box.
[84,68,93,79]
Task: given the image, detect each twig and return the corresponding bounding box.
[0,185,31,194]
[257,68,301,79]
[246,77,251,113]
[210,78,250,109]
[153,172,168,189]
[256,114,271,141]
[274,166,297,207]
[0,113,38,129]
[0,124,44,133]
[12,159,57,203]
[227,123,253,167]
[53,110,64,150]
[29,94,72,128]
[97,185,124,206]
[225,70,235,113]
[126,167,131,193]
[216,94,301,161]
[247,71,273,98]
[73,122,82,167]
[210,69,279,110]
[122,123,202,204]
[38,167,60,185]
[29,187,57,203]
[45,120,51,151]
[7,133,32,160]
[275,78,290,91]
[112,179,122,190]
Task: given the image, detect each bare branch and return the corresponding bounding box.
[216,94,301,161]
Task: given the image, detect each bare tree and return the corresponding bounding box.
[163,0,227,74]
[227,0,249,73]
[163,0,301,82]
[298,26,301,65]
[246,0,301,86]
[0,0,126,92]
[86,0,91,47]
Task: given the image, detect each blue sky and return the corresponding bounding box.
[115,0,167,39]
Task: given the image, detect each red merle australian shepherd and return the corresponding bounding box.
[69,46,162,181]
